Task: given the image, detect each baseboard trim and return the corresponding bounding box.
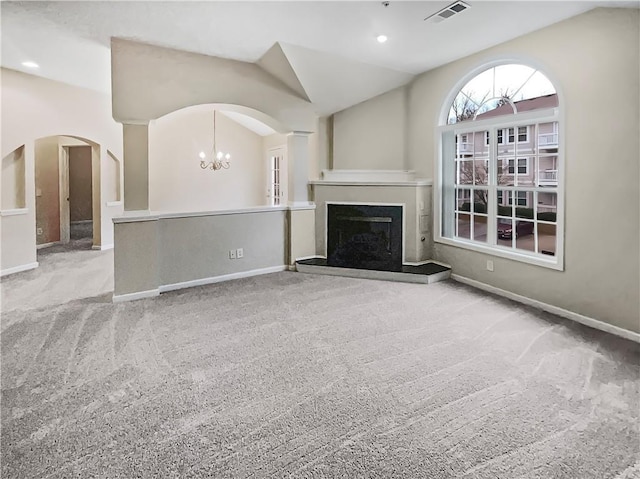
[92,244,114,251]
[37,242,59,250]
[159,265,288,293]
[1,262,39,277]
[112,288,160,303]
[451,274,640,343]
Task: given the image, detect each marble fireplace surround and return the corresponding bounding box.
[310,170,433,265]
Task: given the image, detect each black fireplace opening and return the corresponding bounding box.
[327,204,403,272]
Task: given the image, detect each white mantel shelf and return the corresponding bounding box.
[311,180,432,187]
[313,169,432,187]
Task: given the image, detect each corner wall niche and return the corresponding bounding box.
[1,146,26,211]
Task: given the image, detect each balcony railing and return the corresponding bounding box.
[537,169,558,186]
[537,204,557,213]
[538,133,558,148]
[457,142,474,155]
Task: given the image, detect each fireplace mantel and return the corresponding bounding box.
[311,169,433,187]
[311,171,434,264]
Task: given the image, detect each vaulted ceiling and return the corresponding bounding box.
[2,1,637,118]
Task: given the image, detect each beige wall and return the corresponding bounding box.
[0,68,123,271]
[34,137,60,245]
[111,38,316,133]
[404,8,638,332]
[69,145,93,222]
[149,107,265,212]
[333,87,407,171]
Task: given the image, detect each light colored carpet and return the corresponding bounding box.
[1,252,639,478]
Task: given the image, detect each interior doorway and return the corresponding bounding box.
[34,136,95,254]
[267,146,287,206]
[66,145,93,246]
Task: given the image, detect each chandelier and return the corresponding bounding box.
[199,110,231,171]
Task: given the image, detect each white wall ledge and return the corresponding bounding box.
[0,208,29,216]
[113,204,315,224]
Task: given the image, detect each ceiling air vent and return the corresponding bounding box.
[425,1,470,23]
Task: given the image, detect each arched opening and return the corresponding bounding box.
[436,62,563,269]
[1,146,26,211]
[148,103,288,212]
[32,135,122,254]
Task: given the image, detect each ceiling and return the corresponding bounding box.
[2,1,637,123]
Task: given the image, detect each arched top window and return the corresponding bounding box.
[437,62,563,270]
[447,64,558,124]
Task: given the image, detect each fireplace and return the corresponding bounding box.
[327,204,403,272]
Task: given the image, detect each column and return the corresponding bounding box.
[123,123,150,212]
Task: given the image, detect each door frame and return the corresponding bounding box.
[266,146,287,206]
[58,145,70,244]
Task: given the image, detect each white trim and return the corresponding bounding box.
[113,205,290,223]
[1,262,38,277]
[451,274,640,343]
[0,208,28,216]
[159,265,287,293]
[37,242,58,250]
[295,255,322,262]
[437,236,562,270]
[112,288,160,303]
[92,244,114,251]
[106,201,123,207]
[311,180,432,187]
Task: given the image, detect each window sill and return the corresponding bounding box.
[434,235,564,271]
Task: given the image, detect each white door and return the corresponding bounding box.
[266,147,287,206]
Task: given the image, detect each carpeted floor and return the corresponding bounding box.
[1,250,639,478]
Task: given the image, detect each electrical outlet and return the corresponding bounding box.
[229,249,236,259]
[236,248,244,258]
[37,227,43,235]
[486,260,494,272]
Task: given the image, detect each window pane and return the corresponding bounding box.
[498,159,515,186]
[515,221,535,252]
[473,189,488,214]
[496,189,511,217]
[538,154,558,187]
[537,192,557,222]
[457,213,471,239]
[457,160,473,185]
[474,159,488,185]
[496,218,514,248]
[517,126,528,143]
[457,133,473,156]
[515,191,533,218]
[538,223,557,256]
[473,215,488,243]
[516,156,534,186]
[456,188,471,211]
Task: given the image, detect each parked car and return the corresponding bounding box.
[497,220,534,239]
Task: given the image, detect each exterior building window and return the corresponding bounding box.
[507,158,528,175]
[518,126,528,142]
[440,63,562,269]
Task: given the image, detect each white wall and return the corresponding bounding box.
[0,68,123,272]
[333,87,407,171]
[149,106,265,212]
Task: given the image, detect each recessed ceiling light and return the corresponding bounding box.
[22,61,39,69]
[377,35,388,44]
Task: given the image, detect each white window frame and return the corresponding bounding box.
[434,106,564,270]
